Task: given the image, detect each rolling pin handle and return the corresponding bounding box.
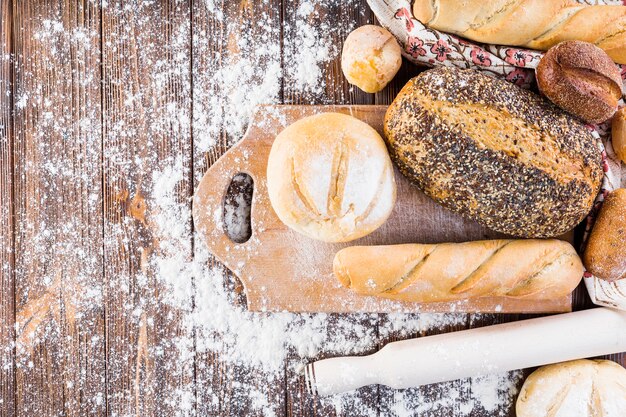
[305,355,379,397]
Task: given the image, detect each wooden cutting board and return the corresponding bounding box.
[193,105,574,313]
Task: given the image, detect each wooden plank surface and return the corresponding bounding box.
[191,1,287,415]
[101,0,194,415]
[0,1,14,415]
[281,3,382,416]
[0,1,623,416]
[11,1,105,415]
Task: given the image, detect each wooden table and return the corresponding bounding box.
[0,1,623,416]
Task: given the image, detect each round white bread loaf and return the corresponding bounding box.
[517,359,626,417]
[266,112,396,243]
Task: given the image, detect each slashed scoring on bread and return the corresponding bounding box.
[411,0,626,64]
[334,240,584,302]
[266,112,396,242]
[516,359,626,417]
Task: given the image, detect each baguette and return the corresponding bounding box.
[412,0,626,64]
[334,240,583,302]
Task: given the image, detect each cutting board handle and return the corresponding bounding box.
[193,108,275,268]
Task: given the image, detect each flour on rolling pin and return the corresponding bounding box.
[305,308,626,397]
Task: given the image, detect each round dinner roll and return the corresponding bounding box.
[517,359,626,417]
[266,112,396,243]
[341,25,402,93]
[537,41,623,124]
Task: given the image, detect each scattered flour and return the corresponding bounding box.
[375,371,524,417]
[151,148,524,416]
[284,3,339,95]
[8,0,526,416]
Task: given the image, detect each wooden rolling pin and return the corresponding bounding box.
[304,308,626,397]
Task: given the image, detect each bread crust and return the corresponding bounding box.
[537,41,622,124]
[267,112,396,242]
[333,239,583,302]
[611,108,626,164]
[583,188,626,281]
[384,67,603,238]
[411,0,626,64]
[341,25,402,93]
[516,359,626,417]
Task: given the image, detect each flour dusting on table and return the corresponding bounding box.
[156,0,523,409]
[7,0,526,415]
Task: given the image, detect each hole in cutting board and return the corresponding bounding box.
[223,173,254,244]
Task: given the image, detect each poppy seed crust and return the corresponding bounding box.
[383,67,603,238]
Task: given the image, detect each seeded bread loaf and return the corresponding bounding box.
[384,67,603,238]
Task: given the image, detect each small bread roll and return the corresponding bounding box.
[611,107,626,164]
[341,25,402,93]
[583,188,626,281]
[266,113,396,243]
[517,359,626,417]
[537,41,622,124]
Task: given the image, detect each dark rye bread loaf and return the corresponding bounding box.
[384,67,603,238]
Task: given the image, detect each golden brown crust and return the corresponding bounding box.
[411,0,436,24]
[341,25,402,93]
[611,107,626,164]
[384,67,603,238]
[537,41,622,124]
[333,239,584,302]
[267,112,397,243]
[583,188,626,281]
[411,1,626,64]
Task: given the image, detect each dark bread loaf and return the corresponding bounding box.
[384,67,603,238]
[537,41,622,124]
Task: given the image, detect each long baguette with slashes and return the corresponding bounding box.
[412,0,626,64]
[333,240,583,302]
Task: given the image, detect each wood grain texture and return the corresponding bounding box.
[191,1,286,415]
[282,0,374,106]
[0,1,623,416]
[11,1,105,415]
[101,0,194,415]
[281,3,382,416]
[190,0,228,413]
[0,1,14,415]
